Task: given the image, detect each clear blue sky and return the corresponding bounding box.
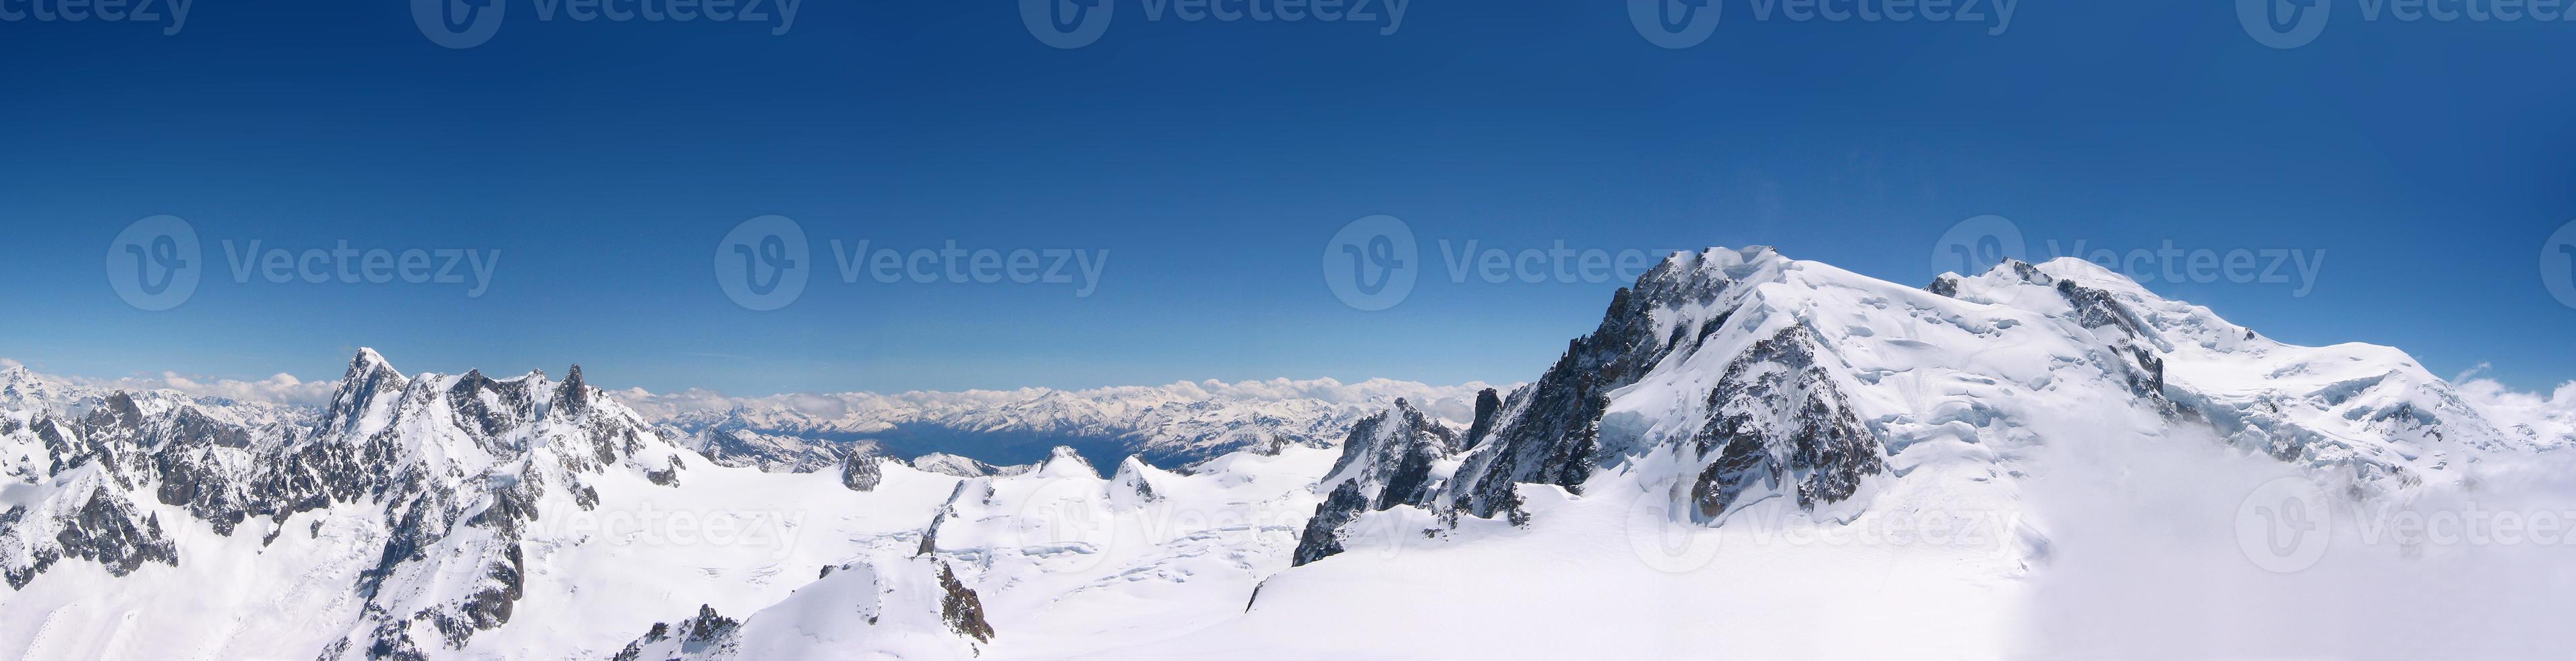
[3,1,2573,395]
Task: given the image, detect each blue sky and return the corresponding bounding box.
[3,1,2573,395]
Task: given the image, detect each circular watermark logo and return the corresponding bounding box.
[2235,476,2333,573]
[1321,214,1418,311]
[2544,219,2576,311]
[2238,0,2330,49]
[713,215,810,311]
[1931,214,2027,277]
[414,0,507,49]
[1625,490,1723,573]
[1008,476,1120,573]
[1629,0,1721,49]
[105,214,202,311]
[1021,0,1115,49]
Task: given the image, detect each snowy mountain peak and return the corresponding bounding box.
[1285,244,2556,576]
[322,348,411,436]
[1036,445,1099,479]
[346,347,398,379]
[0,364,61,412]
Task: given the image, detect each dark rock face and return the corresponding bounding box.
[682,604,742,647]
[1463,388,1502,449]
[1288,400,1463,565]
[1317,401,1459,507]
[937,563,996,643]
[1292,250,1894,552]
[646,461,684,486]
[1685,326,1887,520]
[150,407,262,536]
[54,486,180,577]
[1446,256,1763,517]
[918,482,974,557]
[2055,280,2155,341]
[841,452,885,492]
[551,364,591,415]
[612,604,743,660]
[1290,482,1369,567]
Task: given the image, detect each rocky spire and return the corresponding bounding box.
[323,348,409,435]
[551,364,591,414]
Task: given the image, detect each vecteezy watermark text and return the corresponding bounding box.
[2238,0,2576,49]
[218,239,500,297]
[1931,214,2328,297]
[1020,0,1409,49]
[413,0,801,49]
[1323,214,1667,311]
[1624,491,2027,573]
[1629,0,2014,49]
[106,215,502,311]
[713,214,1108,310]
[2237,476,2576,573]
[0,0,191,35]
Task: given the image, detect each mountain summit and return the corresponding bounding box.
[3,249,2567,660]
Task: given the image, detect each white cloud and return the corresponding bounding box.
[2455,376,2576,447]
[5,364,338,409]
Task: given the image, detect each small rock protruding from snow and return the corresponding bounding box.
[1109,455,1166,509]
[841,452,885,492]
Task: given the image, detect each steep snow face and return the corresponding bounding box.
[1206,247,2566,658]
[1943,258,2536,476]
[1345,248,2511,538]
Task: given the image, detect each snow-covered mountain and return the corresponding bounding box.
[1225,248,2575,658]
[636,378,1492,469]
[5,246,2573,660]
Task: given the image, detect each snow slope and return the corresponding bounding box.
[5,246,2572,660]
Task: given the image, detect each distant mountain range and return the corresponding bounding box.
[3,247,2571,659]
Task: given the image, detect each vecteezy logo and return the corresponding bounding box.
[2236,476,2332,573]
[105,215,203,311]
[1322,214,1418,311]
[2238,0,2330,49]
[2546,220,2576,310]
[714,215,810,311]
[1021,0,1115,49]
[415,0,507,49]
[1009,475,1120,573]
[1625,490,1723,573]
[1930,214,2027,277]
[1629,0,1721,49]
